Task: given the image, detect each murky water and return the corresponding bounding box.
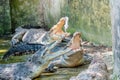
[0,37,89,80]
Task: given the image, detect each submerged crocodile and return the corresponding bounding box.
[11,17,70,46]
[0,38,73,80]
[70,53,109,80]
[2,17,70,60]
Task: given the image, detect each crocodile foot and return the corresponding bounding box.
[44,63,57,72]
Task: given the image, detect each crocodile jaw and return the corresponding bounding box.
[69,32,82,50]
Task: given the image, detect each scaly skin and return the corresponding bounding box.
[2,42,45,60]
[11,28,46,46]
[2,38,70,60]
[11,17,70,46]
[2,17,70,60]
[46,32,92,73]
[0,38,73,80]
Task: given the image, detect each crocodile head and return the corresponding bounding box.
[49,17,70,40]
[68,32,82,50]
[41,17,70,45]
[50,17,65,34]
[28,38,72,78]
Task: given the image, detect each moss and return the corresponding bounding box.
[60,0,111,46]
[11,0,44,28]
[0,0,11,35]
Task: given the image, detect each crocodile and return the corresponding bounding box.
[0,38,73,80]
[70,53,109,80]
[11,17,70,46]
[2,17,70,60]
[48,32,83,67]
[2,37,70,60]
[45,32,92,72]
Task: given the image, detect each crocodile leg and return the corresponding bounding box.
[11,30,27,46]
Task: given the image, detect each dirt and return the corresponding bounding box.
[82,41,112,53]
[82,41,113,75]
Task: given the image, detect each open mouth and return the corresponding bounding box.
[49,17,68,40]
[53,18,66,34]
[69,32,81,51]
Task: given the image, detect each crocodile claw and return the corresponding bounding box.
[45,64,57,73]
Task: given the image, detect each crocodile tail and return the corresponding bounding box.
[2,42,44,60]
